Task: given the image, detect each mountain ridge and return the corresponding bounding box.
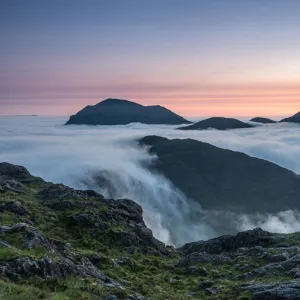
[280,111,300,123]
[66,98,191,125]
[140,135,300,213]
[178,117,253,130]
[1,162,300,299]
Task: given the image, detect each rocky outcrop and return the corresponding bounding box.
[140,136,300,213]
[0,163,32,181]
[0,223,55,251]
[177,251,232,267]
[178,117,253,130]
[65,98,191,125]
[243,279,300,300]
[180,228,273,255]
[0,255,119,286]
[39,183,104,200]
[2,161,300,299]
[0,201,28,215]
[0,177,25,193]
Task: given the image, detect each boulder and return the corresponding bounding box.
[180,228,273,255]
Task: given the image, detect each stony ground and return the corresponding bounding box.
[1,162,300,300]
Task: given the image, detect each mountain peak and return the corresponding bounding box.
[178,117,253,130]
[280,111,300,123]
[66,99,191,125]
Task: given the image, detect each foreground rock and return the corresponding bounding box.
[140,136,300,213]
[65,98,191,125]
[280,111,300,123]
[0,162,170,299]
[178,117,253,130]
[2,162,300,300]
[243,279,300,300]
[250,117,277,124]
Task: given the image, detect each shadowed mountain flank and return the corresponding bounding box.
[280,111,300,123]
[140,136,300,213]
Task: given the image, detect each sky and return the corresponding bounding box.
[0,0,299,117]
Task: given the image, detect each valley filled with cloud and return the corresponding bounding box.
[1,116,300,246]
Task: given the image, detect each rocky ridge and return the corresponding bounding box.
[1,162,300,299]
[178,117,253,130]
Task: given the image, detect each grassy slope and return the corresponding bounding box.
[0,179,298,300]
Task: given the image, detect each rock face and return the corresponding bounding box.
[178,117,253,130]
[280,111,300,123]
[178,227,300,300]
[65,98,191,125]
[140,136,300,213]
[0,161,168,299]
[250,117,277,124]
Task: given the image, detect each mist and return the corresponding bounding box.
[1,115,300,246]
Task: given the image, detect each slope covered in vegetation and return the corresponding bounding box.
[1,162,300,300]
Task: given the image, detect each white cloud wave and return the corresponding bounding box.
[0,115,300,246]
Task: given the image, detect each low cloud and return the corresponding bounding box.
[0,116,300,246]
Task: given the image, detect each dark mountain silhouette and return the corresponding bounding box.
[178,117,253,130]
[250,117,276,124]
[140,135,300,213]
[65,98,191,125]
[280,111,300,123]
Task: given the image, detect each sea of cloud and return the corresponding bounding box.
[0,115,300,246]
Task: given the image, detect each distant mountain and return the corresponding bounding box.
[65,98,191,125]
[250,117,276,124]
[178,117,253,130]
[140,135,300,213]
[280,111,300,123]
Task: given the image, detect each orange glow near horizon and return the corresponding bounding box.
[1,81,299,118]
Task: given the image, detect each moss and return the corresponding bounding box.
[0,180,295,300]
[0,279,46,300]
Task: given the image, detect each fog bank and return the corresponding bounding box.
[1,116,300,246]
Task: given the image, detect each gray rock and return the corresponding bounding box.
[177,251,232,267]
[0,163,32,182]
[0,201,28,215]
[198,280,214,289]
[39,183,104,200]
[205,288,218,295]
[0,255,109,283]
[0,223,55,251]
[126,293,151,300]
[262,252,289,263]
[243,279,300,300]
[180,228,273,255]
[187,266,208,276]
[106,296,118,300]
